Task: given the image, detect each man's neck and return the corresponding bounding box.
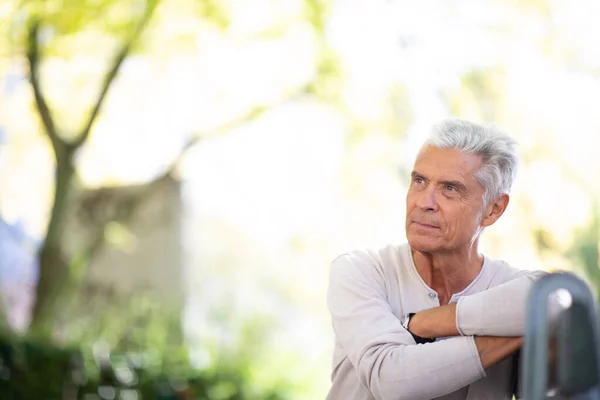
[411,247,484,305]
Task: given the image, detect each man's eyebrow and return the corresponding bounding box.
[411,171,426,179]
[411,171,467,191]
[440,179,467,191]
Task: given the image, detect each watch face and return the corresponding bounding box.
[401,314,410,330]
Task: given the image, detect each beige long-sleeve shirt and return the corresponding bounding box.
[326,243,545,400]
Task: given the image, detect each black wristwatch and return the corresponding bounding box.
[400,312,436,344]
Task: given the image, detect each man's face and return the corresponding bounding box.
[405,146,487,253]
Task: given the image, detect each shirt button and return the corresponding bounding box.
[429,292,437,299]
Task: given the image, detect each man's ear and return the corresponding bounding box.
[481,193,509,228]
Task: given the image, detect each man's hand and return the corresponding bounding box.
[475,336,523,369]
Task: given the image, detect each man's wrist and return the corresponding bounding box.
[407,304,459,339]
[401,313,435,344]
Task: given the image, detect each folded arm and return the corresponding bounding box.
[407,270,547,340]
[328,254,524,400]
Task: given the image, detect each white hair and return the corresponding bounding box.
[423,118,519,206]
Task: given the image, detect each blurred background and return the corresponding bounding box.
[1,0,600,398]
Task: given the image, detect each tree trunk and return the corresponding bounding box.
[24,0,160,337]
[29,154,75,336]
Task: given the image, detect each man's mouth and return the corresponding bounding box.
[413,221,440,229]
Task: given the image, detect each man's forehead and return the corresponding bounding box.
[414,147,482,175]
[411,168,469,185]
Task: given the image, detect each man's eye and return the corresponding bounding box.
[445,185,456,191]
[414,177,424,184]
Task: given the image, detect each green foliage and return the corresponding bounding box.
[0,331,291,399]
[23,0,142,34]
[303,0,330,34]
[445,66,507,122]
[6,0,231,61]
[27,285,305,399]
[0,296,297,400]
[305,46,343,101]
[8,0,152,52]
[0,331,78,399]
[567,200,600,298]
[196,0,229,29]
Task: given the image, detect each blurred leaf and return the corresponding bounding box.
[567,200,600,297]
[197,0,229,29]
[445,67,507,122]
[104,221,138,252]
[306,46,343,101]
[303,0,330,34]
[533,227,555,252]
[11,0,150,49]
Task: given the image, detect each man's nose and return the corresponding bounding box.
[416,187,439,212]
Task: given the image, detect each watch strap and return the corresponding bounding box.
[405,313,436,344]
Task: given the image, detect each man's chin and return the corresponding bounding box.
[407,236,441,253]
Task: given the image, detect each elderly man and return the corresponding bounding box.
[326,118,545,399]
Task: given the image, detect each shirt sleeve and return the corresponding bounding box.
[456,270,548,337]
[328,253,486,400]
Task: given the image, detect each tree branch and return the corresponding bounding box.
[26,21,67,161]
[162,85,310,178]
[72,0,160,149]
